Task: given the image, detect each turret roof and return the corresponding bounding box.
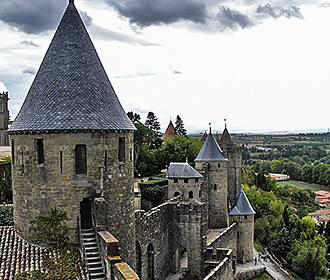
[9,0,135,133]
[219,127,234,146]
[195,131,227,162]
[168,162,203,179]
[163,120,176,139]
[229,190,256,216]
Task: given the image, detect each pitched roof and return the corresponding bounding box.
[168,162,203,179]
[229,190,255,216]
[163,121,176,139]
[0,226,87,279]
[219,127,234,146]
[8,1,135,134]
[195,132,227,162]
[200,131,208,142]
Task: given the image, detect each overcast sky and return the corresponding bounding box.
[0,0,329,134]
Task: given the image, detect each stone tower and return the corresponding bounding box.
[229,190,255,264]
[8,0,136,267]
[0,91,9,146]
[195,128,229,228]
[219,126,242,209]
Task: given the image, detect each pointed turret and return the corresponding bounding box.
[219,126,234,146]
[195,130,226,162]
[163,120,176,140]
[9,0,135,133]
[229,190,255,216]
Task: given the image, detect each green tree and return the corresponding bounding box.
[289,235,328,280]
[175,115,187,136]
[145,112,162,149]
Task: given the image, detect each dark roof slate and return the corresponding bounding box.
[168,162,203,179]
[219,127,234,146]
[229,190,256,216]
[195,132,227,162]
[8,1,135,133]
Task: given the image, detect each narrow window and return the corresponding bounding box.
[237,232,240,240]
[195,178,199,183]
[21,150,24,174]
[118,137,125,162]
[60,151,63,174]
[11,139,15,164]
[174,192,180,197]
[214,184,217,191]
[174,178,178,183]
[199,190,201,197]
[75,145,87,175]
[189,191,193,199]
[104,150,108,171]
[244,215,248,220]
[218,163,221,168]
[36,139,44,164]
[184,178,188,183]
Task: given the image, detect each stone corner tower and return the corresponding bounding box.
[219,125,242,209]
[8,0,136,267]
[229,190,255,264]
[195,128,229,228]
[0,91,10,146]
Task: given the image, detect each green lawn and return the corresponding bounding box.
[277,180,326,192]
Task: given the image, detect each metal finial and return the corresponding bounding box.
[209,123,212,134]
[224,118,227,129]
[69,0,74,5]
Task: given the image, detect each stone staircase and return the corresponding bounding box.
[81,228,106,280]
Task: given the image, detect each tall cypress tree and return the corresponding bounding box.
[145,112,162,148]
[175,115,187,136]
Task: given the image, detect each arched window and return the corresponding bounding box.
[36,139,44,164]
[189,191,193,199]
[118,137,125,162]
[214,184,217,191]
[75,145,87,174]
[136,241,142,277]
[174,192,180,197]
[147,243,155,280]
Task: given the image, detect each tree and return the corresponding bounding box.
[175,115,187,136]
[289,235,328,280]
[145,112,162,149]
[127,111,141,123]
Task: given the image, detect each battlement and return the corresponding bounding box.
[207,222,237,249]
[203,249,233,280]
[0,92,8,99]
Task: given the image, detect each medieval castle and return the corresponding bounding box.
[1,1,258,279]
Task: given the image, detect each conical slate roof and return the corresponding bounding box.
[229,190,255,216]
[195,131,227,162]
[219,127,234,146]
[8,0,135,133]
[168,162,203,179]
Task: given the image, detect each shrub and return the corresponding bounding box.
[0,205,13,226]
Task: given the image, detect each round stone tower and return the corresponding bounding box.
[195,128,229,228]
[8,0,136,266]
[229,190,255,264]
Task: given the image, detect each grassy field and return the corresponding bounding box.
[277,180,328,192]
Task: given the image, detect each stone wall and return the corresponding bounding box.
[10,131,136,268]
[0,130,9,146]
[135,198,207,280]
[207,162,229,228]
[221,145,242,209]
[168,177,203,201]
[203,250,234,280]
[230,215,254,264]
[207,223,237,257]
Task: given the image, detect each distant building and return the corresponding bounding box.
[268,173,290,181]
[163,120,176,140]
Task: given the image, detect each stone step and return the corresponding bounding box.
[89,266,104,274]
[86,252,100,258]
[88,261,103,269]
[83,237,97,243]
[82,232,95,238]
[85,247,99,253]
[89,272,105,279]
[85,242,97,248]
[86,256,102,263]
[82,228,94,233]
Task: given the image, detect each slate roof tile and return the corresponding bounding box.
[168,162,203,179]
[195,131,227,162]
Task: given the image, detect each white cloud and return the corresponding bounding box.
[0,81,8,92]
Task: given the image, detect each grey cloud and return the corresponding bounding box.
[0,0,91,34]
[173,70,182,74]
[90,25,160,46]
[217,6,254,29]
[256,4,303,19]
[105,0,207,27]
[22,67,36,75]
[20,40,40,48]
